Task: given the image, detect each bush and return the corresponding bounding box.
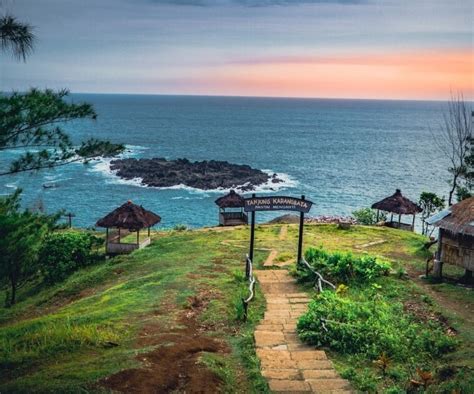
[352,208,385,225]
[301,247,391,284]
[39,232,103,284]
[297,291,457,362]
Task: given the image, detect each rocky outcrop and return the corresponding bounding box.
[109,158,283,191]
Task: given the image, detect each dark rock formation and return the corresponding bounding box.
[109,158,283,191]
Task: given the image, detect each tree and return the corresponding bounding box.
[456,135,473,201]
[418,192,445,235]
[0,14,35,61]
[434,93,472,206]
[0,89,125,176]
[352,207,386,225]
[0,190,55,305]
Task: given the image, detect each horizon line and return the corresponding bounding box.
[63,91,465,103]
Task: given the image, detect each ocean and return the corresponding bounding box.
[0,94,452,229]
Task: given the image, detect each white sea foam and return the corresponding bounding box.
[5,183,18,189]
[90,145,298,194]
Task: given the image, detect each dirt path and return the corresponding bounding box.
[405,265,474,328]
[264,226,293,267]
[279,225,288,241]
[254,270,352,393]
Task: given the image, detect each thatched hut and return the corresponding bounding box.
[371,189,422,231]
[427,197,473,282]
[215,190,248,226]
[96,201,161,254]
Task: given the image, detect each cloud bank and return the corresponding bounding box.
[147,0,364,6]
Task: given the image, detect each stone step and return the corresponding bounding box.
[262,369,302,380]
[302,370,339,379]
[296,360,334,370]
[291,350,327,361]
[268,379,311,393]
[255,331,286,347]
[256,324,284,331]
[307,379,351,391]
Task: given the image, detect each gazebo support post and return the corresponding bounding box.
[376,209,380,222]
[433,229,444,280]
[148,227,150,237]
[412,214,416,231]
[390,213,393,223]
[398,214,401,228]
[137,229,140,245]
[106,228,109,254]
[118,228,121,243]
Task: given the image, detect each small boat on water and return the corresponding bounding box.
[42,182,59,189]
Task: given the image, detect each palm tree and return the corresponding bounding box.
[0,14,35,61]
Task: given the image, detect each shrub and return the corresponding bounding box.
[301,247,391,284]
[39,231,103,284]
[352,208,386,225]
[297,291,457,362]
[173,224,188,231]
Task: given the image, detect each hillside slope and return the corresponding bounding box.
[0,225,472,392]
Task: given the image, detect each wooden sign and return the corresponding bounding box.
[244,196,313,213]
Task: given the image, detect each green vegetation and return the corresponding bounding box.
[0,190,56,306]
[39,231,103,284]
[418,192,445,235]
[0,89,124,176]
[0,228,268,392]
[296,243,472,392]
[0,224,472,392]
[352,207,385,225]
[299,246,391,284]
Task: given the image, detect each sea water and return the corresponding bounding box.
[0,94,452,228]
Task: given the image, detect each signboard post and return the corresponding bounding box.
[244,195,313,266]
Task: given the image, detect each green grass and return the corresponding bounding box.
[0,224,472,393]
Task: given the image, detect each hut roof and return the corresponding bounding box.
[215,190,245,208]
[96,201,161,230]
[371,189,422,215]
[427,197,474,236]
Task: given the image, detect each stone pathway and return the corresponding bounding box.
[254,270,351,393]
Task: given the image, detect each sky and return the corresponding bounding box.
[0,0,472,100]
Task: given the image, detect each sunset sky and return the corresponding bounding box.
[1,0,472,100]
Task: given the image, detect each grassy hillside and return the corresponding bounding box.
[0,224,472,392]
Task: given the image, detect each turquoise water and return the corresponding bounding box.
[0,94,451,228]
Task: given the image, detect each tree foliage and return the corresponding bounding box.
[0,191,56,306]
[39,231,103,284]
[0,14,35,61]
[418,192,445,235]
[352,207,386,225]
[434,93,472,205]
[456,135,473,201]
[0,89,125,176]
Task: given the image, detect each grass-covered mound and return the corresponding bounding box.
[299,246,391,284]
[298,290,456,360]
[296,246,472,392]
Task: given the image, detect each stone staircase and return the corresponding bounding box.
[254,270,352,393]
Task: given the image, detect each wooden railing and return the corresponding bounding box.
[242,254,256,321]
[299,258,336,293]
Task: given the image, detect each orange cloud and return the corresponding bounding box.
[199,49,473,100]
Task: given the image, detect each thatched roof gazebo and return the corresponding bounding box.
[215,190,248,226]
[371,189,422,231]
[427,197,473,282]
[96,201,161,254]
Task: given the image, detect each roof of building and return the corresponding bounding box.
[371,189,422,215]
[96,201,161,230]
[426,197,474,236]
[215,190,246,208]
